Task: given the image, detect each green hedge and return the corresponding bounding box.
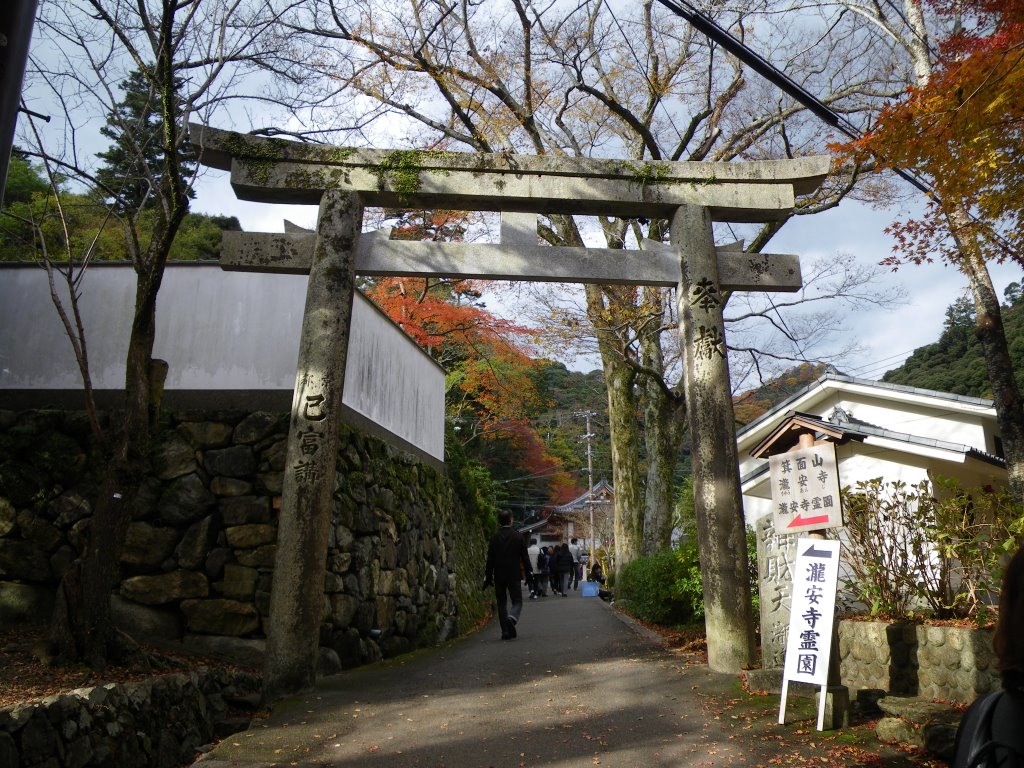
[617,529,759,629]
[617,544,702,625]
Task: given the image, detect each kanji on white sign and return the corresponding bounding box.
[781,538,841,687]
[769,443,842,534]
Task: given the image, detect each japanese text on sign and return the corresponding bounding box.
[768,442,842,533]
[782,538,840,687]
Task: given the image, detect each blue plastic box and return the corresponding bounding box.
[581,581,599,597]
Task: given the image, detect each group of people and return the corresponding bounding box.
[531,538,584,597]
[483,514,607,640]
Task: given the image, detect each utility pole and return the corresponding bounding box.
[576,410,597,565]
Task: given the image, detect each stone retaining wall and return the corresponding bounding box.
[0,666,261,768]
[838,619,999,703]
[0,408,488,671]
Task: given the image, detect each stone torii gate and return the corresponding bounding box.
[189,124,830,700]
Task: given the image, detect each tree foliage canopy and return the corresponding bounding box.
[838,0,1024,266]
[95,68,196,214]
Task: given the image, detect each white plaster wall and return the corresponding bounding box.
[826,393,989,450]
[0,263,444,463]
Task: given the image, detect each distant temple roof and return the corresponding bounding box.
[552,478,615,513]
[516,479,615,535]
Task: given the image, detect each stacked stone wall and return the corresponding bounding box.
[0,408,487,671]
[838,619,999,703]
[0,667,261,768]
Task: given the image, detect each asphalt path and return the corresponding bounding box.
[192,589,770,768]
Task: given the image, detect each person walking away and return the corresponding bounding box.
[554,542,574,597]
[535,546,549,597]
[540,544,557,598]
[569,537,582,591]
[483,510,534,640]
[951,543,1024,767]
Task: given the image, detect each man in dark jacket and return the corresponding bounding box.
[483,510,533,640]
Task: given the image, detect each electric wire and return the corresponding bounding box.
[652,0,931,196]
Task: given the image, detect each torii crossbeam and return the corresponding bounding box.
[189,123,830,700]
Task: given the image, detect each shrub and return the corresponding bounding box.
[444,423,498,532]
[673,537,704,620]
[841,477,1024,623]
[618,526,761,629]
[925,477,1024,622]
[841,478,932,619]
[618,548,696,625]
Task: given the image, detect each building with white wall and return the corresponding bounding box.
[736,371,1007,524]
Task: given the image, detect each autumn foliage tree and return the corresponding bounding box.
[363,235,578,509]
[843,0,1023,266]
[834,0,1024,501]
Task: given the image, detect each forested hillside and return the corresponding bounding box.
[733,363,827,425]
[0,153,240,262]
[882,287,1024,397]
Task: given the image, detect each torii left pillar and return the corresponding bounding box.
[262,190,363,703]
[673,205,757,672]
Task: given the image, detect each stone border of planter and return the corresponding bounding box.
[838,618,998,703]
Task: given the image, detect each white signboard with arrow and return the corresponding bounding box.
[778,537,841,730]
[769,443,842,534]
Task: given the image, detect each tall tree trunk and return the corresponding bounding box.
[951,208,1024,502]
[641,385,686,555]
[583,283,645,575]
[48,270,160,668]
[639,292,686,555]
[48,195,180,667]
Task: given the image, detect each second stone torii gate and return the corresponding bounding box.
[189,124,830,700]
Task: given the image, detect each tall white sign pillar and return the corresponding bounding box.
[672,204,757,672]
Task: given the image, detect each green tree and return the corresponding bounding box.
[1,155,241,263]
[24,0,295,673]
[2,150,50,204]
[95,68,196,213]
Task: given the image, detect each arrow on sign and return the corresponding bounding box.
[802,544,834,558]
[787,512,831,529]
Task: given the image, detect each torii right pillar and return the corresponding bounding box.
[673,204,757,672]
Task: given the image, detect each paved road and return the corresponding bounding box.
[192,591,766,768]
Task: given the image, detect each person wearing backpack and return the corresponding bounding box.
[951,543,1024,768]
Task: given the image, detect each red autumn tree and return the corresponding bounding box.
[840,0,1023,266]
[363,208,579,506]
[834,0,1024,503]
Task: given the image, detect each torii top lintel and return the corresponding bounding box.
[190,124,830,224]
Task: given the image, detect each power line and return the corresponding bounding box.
[652,0,933,196]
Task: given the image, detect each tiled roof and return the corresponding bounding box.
[737,371,995,440]
[552,478,615,513]
[739,409,1004,487]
